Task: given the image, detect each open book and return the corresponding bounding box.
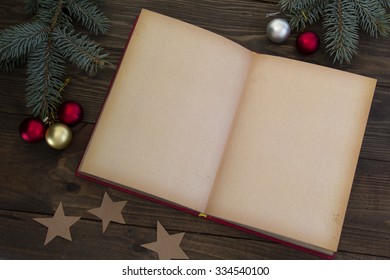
[77,9,377,257]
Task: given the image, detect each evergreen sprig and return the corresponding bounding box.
[53,28,109,74]
[67,0,110,35]
[0,22,48,63]
[279,0,390,63]
[0,0,110,119]
[26,40,66,118]
[323,0,359,64]
[24,0,39,15]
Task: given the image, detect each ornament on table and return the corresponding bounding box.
[57,100,84,126]
[296,31,320,55]
[266,18,291,43]
[19,118,46,143]
[45,122,73,150]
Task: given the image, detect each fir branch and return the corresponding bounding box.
[26,39,66,119]
[50,0,65,30]
[379,0,390,9]
[58,10,75,32]
[285,0,328,31]
[66,0,110,34]
[279,0,314,11]
[91,0,106,4]
[323,0,359,64]
[0,22,47,64]
[24,0,39,15]
[34,0,63,25]
[279,0,299,10]
[53,28,109,74]
[0,55,26,72]
[353,0,390,37]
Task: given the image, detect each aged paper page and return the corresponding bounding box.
[206,54,376,252]
[79,10,253,212]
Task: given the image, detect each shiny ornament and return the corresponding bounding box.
[57,100,84,126]
[296,31,320,55]
[45,123,72,149]
[266,18,291,43]
[19,118,46,143]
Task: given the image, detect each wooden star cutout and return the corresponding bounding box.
[141,221,189,260]
[88,192,127,233]
[33,202,81,246]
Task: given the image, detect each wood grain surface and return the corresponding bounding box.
[0,0,389,260]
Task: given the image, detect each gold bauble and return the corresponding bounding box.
[45,123,72,149]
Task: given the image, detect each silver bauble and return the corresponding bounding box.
[266,18,291,43]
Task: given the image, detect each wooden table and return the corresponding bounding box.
[1,0,389,260]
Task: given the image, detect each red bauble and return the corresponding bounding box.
[296,31,320,55]
[19,118,46,143]
[57,101,84,126]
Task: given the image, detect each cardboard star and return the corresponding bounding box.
[88,192,127,233]
[141,221,189,260]
[33,202,81,245]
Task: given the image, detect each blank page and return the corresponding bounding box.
[78,10,253,212]
[206,54,376,252]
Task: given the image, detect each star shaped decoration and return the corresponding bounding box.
[87,192,127,233]
[141,221,189,260]
[33,202,81,246]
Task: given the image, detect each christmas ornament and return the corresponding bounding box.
[296,31,320,55]
[19,118,46,143]
[45,123,72,150]
[57,101,84,126]
[266,18,291,43]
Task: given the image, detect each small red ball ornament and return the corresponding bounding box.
[296,31,320,55]
[57,101,83,126]
[19,118,46,143]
